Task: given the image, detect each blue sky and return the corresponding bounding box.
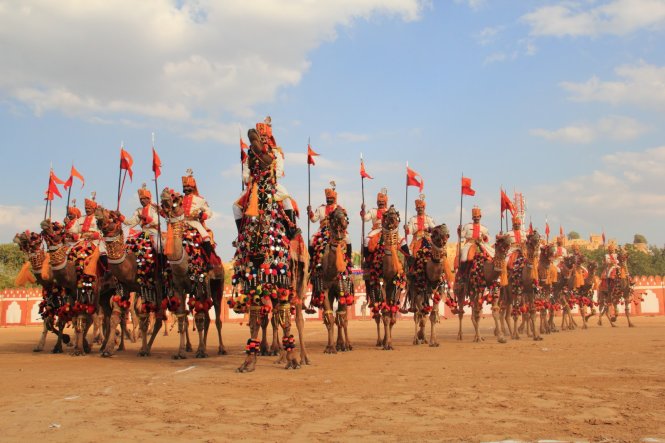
[2,0,665,260]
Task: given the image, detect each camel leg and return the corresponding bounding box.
[259,311,270,356]
[101,309,122,357]
[278,304,300,370]
[194,311,208,358]
[374,313,382,347]
[382,312,393,350]
[295,304,310,365]
[213,303,226,355]
[335,309,345,352]
[322,291,337,354]
[71,314,85,356]
[342,307,352,351]
[625,299,635,328]
[137,313,150,356]
[429,304,440,347]
[271,314,282,357]
[34,320,49,352]
[173,312,188,359]
[456,291,465,341]
[52,317,70,353]
[491,305,506,344]
[413,311,420,345]
[237,307,262,373]
[531,309,542,341]
[471,305,483,343]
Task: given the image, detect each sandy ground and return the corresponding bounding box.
[0,315,664,443]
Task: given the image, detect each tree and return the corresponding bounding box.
[567,231,580,240]
[634,234,647,244]
[0,243,27,290]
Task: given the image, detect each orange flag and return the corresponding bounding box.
[461,176,475,196]
[120,147,134,180]
[500,189,514,213]
[406,166,424,192]
[64,165,85,190]
[240,137,248,162]
[307,144,319,165]
[152,147,162,179]
[360,159,373,179]
[46,175,62,200]
[50,170,66,185]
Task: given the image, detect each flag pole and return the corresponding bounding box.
[152,132,164,285]
[43,166,51,220]
[404,162,409,247]
[117,141,124,211]
[239,127,245,192]
[500,186,503,234]
[48,164,54,220]
[65,163,73,218]
[360,153,366,268]
[307,136,311,246]
[456,173,464,270]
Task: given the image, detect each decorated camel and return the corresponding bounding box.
[405,223,453,347]
[504,231,542,341]
[453,234,511,343]
[160,189,225,359]
[40,219,110,355]
[598,247,635,327]
[230,126,300,372]
[94,206,164,357]
[574,261,598,329]
[363,205,405,350]
[308,206,355,352]
[558,255,582,331]
[13,231,71,352]
[537,242,560,335]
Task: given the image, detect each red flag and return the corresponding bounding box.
[120,148,134,180]
[152,147,162,179]
[307,144,319,165]
[602,231,606,245]
[559,226,564,237]
[64,165,85,190]
[500,189,514,214]
[461,176,475,196]
[528,222,534,235]
[50,170,66,185]
[46,176,62,200]
[406,166,424,192]
[545,222,550,237]
[240,138,249,163]
[360,159,373,179]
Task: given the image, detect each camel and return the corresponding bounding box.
[232,126,300,372]
[454,234,511,343]
[13,231,71,353]
[598,247,635,328]
[94,206,163,357]
[362,206,404,350]
[160,189,224,359]
[558,255,581,331]
[574,261,598,329]
[536,242,561,335]
[405,224,453,347]
[504,231,542,341]
[309,207,355,352]
[40,219,108,356]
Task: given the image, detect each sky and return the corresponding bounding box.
[2,0,665,261]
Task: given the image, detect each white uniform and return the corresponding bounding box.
[459,222,494,262]
[506,229,526,256]
[123,203,161,249]
[70,214,107,253]
[603,252,619,279]
[553,245,568,268]
[310,204,350,244]
[362,207,384,246]
[183,194,212,240]
[405,214,436,237]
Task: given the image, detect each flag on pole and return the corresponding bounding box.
[360,158,373,179]
[528,221,534,235]
[64,165,85,190]
[500,189,514,213]
[545,222,551,238]
[307,144,319,165]
[406,166,424,192]
[120,147,134,180]
[461,176,475,196]
[602,231,606,245]
[152,147,162,179]
[560,226,564,237]
[46,174,62,200]
[50,170,66,185]
[240,137,248,163]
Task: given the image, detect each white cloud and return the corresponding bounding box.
[0,0,425,140]
[475,26,502,46]
[561,62,665,112]
[455,0,486,11]
[483,52,508,65]
[522,0,665,37]
[531,115,648,144]
[0,205,62,241]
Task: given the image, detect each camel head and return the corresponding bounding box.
[494,234,511,259]
[40,219,66,247]
[95,205,123,237]
[540,242,556,263]
[328,207,349,243]
[587,261,597,276]
[381,205,400,231]
[617,247,629,265]
[160,187,183,219]
[13,231,43,254]
[526,230,541,254]
[430,224,450,248]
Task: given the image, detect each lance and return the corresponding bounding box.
[360,153,366,269]
[65,163,74,218]
[43,165,51,220]
[456,173,464,271]
[404,162,409,247]
[117,141,125,211]
[239,127,245,192]
[307,136,311,246]
[152,132,164,286]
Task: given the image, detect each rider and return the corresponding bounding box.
[553,235,568,269]
[506,214,525,270]
[360,188,388,262]
[457,206,494,273]
[69,193,108,273]
[603,242,620,279]
[123,184,161,250]
[403,194,435,256]
[181,169,215,269]
[232,116,299,239]
[308,182,352,260]
[63,199,81,246]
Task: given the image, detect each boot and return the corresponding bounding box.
[99,254,111,277]
[284,209,300,240]
[400,244,411,257]
[201,241,213,270]
[235,218,242,234]
[346,243,353,262]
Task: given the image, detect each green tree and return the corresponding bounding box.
[633,234,647,244]
[0,243,27,290]
[567,231,580,240]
